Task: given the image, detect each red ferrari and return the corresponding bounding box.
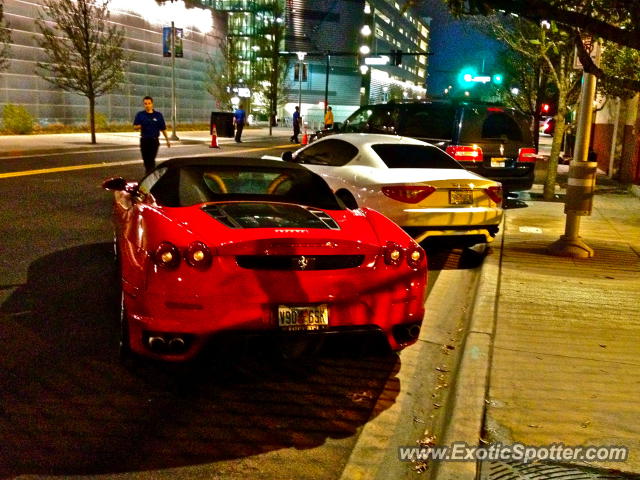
[103,157,427,362]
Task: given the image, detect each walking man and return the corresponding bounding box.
[233,104,246,143]
[290,106,301,143]
[324,106,334,129]
[133,96,170,174]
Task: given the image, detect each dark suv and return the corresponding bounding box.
[330,100,537,191]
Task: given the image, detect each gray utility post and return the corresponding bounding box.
[548,40,600,258]
[170,21,179,141]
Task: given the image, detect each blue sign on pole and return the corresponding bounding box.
[163,27,171,57]
[162,27,184,58]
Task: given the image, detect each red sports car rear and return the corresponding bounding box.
[104,157,427,362]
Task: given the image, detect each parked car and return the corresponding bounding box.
[314,100,537,192]
[103,157,427,362]
[276,133,503,245]
[539,116,555,136]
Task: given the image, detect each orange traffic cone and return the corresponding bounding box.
[301,128,308,145]
[209,124,220,148]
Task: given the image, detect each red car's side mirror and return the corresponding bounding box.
[281,151,294,162]
[102,177,127,191]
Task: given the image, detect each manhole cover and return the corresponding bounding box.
[480,460,636,479]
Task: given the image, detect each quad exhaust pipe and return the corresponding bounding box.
[406,324,421,340]
[392,322,422,345]
[147,335,188,354]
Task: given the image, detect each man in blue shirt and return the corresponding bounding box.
[290,106,301,143]
[133,96,170,173]
[233,105,246,143]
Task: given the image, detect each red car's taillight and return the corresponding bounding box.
[185,241,212,270]
[518,147,537,163]
[383,242,425,269]
[382,185,436,204]
[153,241,213,270]
[446,145,483,163]
[153,242,180,269]
[485,185,503,205]
[383,241,404,266]
[407,245,425,269]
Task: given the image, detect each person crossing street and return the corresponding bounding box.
[133,96,170,174]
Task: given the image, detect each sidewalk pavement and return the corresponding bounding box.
[436,175,640,479]
[0,126,292,157]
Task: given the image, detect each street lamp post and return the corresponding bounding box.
[170,20,179,141]
[296,52,306,112]
[324,52,330,116]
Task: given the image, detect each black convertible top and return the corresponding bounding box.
[153,156,303,172]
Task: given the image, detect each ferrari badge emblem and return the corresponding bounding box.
[297,255,309,270]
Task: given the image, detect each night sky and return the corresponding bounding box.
[418,0,502,96]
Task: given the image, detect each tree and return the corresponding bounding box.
[481,16,580,200]
[206,38,233,111]
[0,1,11,71]
[439,0,640,91]
[35,0,128,144]
[493,49,551,150]
[252,1,291,134]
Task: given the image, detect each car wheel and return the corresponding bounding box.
[336,189,358,209]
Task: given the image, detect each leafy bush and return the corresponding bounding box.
[2,104,34,134]
[91,112,109,130]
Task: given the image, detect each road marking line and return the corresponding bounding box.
[0,144,293,179]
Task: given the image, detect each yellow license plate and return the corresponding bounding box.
[277,304,329,331]
[449,189,473,205]
[491,157,506,167]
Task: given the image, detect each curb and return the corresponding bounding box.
[339,260,492,479]
[430,223,504,480]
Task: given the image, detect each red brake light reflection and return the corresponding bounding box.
[485,185,503,204]
[382,185,436,204]
[446,145,483,163]
[518,148,537,163]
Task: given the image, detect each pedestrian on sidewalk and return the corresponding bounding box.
[324,106,334,130]
[133,96,170,174]
[233,104,246,143]
[290,106,301,143]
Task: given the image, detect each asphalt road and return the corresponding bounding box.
[0,138,487,479]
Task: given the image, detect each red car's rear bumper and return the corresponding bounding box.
[124,267,426,361]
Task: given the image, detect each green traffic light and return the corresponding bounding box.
[458,68,477,88]
[492,74,503,84]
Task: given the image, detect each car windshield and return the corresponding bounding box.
[371,144,464,169]
[141,165,343,209]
